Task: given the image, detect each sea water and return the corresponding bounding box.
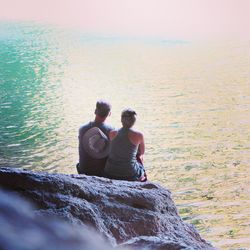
[0,22,249,249]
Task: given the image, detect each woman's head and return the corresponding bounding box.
[121,108,137,128]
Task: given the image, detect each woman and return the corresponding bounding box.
[104,108,147,181]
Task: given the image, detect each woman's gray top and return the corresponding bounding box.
[104,127,143,179]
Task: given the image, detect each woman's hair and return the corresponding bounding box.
[121,108,137,128]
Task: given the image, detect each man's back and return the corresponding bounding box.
[78,121,113,176]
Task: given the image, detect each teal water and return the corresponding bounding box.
[0,23,68,169]
[0,22,250,249]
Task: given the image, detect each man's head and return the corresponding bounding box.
[95,100,111,118]
[121,108,137,128]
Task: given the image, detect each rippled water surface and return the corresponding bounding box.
[0,22,250,249]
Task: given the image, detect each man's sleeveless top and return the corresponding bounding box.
[78,121,113,176]
[104,127,143,179]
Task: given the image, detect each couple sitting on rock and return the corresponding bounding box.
[77,100,147,182]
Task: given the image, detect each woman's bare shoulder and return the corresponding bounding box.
[109,130,118,140]
[130,128,143,137]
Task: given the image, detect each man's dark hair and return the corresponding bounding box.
[95,100,111,118]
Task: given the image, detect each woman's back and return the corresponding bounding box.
[105,128,141,179]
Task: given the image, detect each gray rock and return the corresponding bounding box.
[0,189,124,250]
[0,167,215,249]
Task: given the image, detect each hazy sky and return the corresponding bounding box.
[1,0,250,40]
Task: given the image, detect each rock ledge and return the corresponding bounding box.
[0,167,215,249]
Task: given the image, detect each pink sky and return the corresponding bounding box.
[1,0,250,40]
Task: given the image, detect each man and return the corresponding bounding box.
[77,100,113,176]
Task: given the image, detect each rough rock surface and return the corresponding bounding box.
[0,167,215,249]
[0,190,124,250]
